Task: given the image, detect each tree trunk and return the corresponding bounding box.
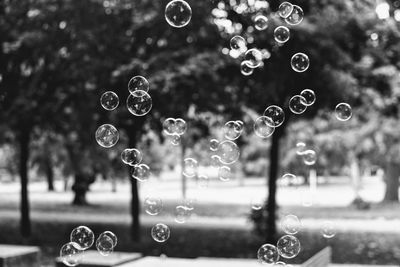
[18,128,31,238]
[72,173,89,205]
[383,161,399,202]
[45,156,55,192]
[181,141,187,199]
[265,127,283,243]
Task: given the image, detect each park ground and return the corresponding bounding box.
[1,173,400,266]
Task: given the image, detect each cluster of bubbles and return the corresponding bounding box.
[296,142,317,166]
[162,118,187,145]
[165,0,192,28]
[289,89,316,115]
[60,226,117,266]
[253,105,284,139]
[96,75,152,149]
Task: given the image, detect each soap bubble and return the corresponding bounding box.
[241,61,254,76]
[281,173,298,186]
[210,139,219,151]
[175,118,187,135]
[254,116,275,138]
[121,148,142,166]
[218,166,231,182]
[224,121,243,140]
[281,215,302,235]
[126,90,152,116]
[165,0,192,28]
[217,140,240,165]
[278,2,294,18]
[277,235,301,259]
[174,205,192,223]
[96,234,114,256]
[321,221,336,239]
[70,226,94,250]
[100,91,119,111]
[275,262,286,266]
[230,36,247,53]
[263,105,285,127]
[285,5,304,25]
[254,15,268,30]
[257,244,280,264]
[60,242,83,266]
[289,95,307,114]
[291,53,309,73]
[210,155,222,169]
[144,197,163,216]
[131,164,151,182]
[183,158,198,177]
[251,199,263,211]
[274,26,290,44]
[296,142,307,155]
[98,231,117,248]
[163,118,177,135]
[128,76,149,94]
[95,124,119,148]
[151,223,170,243]
[302,150,316,166]
[244,48,263,68]
[335,103,352,121]
[198,174,209,188]
[300,89,316,106]
[169,134,181,146]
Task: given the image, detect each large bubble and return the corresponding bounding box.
[217,140,240,165]
[126,90,152,116]
[95,124,119,148]
[151,223,171,243]
[165,0,192,28]
[281,214,302,235]
[335,103,352,121]
[244,48,263,68]
[144,197,163,216]
[278,2,294,18]
[60,242,83,266]
[257,244,280,264]
[182,158,198,178]
[291,53,310,73]
[70,226,94,250]
[254,116,275,138]
[274,26,290,44]
[131,164,151,182]
[230,36,247,53]
[240,61,254,76]
[121,148,142,166]
[276,235,301,259]
[128,76,149,94]
[224,121,243,140]
[285,5,304,25]
[100,91,119,111]
[289,95,307,114]
[300,89,316,106]
[263,105,285,127]
[254,15,268,30]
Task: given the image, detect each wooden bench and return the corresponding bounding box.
[301,247,331,267]
[0,244,40,267]
[56,251,142,267]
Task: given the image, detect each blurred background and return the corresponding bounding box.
[1,0,400,266]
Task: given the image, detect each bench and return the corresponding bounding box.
[56,251,142,267]
[0,244,40,267]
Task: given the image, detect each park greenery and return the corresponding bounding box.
[1,0,400,257]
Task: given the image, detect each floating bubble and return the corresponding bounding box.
[198,174,209,188]
[291,53,309,73]
[128,76,149,94]
[126,90,152,116]
[60,242,83,266]
[163,118,177,135]
[98,231,117,248]
[183,158,198,177]
[263,105,285,127]
[251,199,263,211]
[277,235,301,259]
[151,223,171,243]
[335,103,352,121]
[170,134,181,146]
[144,197,163,216]
[70,226,94,250]
[210,139,219,152]
[254,116,275,138]
[278,2,294,18]
[217,140,240,165]
[289,95,307,114]
[285,5,304,25]
[296,142,307,155]
[275,262,286,266]
[230,36,247,53]
[281,173,298,186]
[240,61,254,76]
[257,244,280,264]
[244,48,263,68]
[100,91,119,111]
[174,118,187,135]
[302,150,316,166]
[95,124,119,148]
[218,166,231,182]
[300,89,316,106]
[281,215,302,235]
[131,164,151,182]
[254,15,268,30]
[174,205,192,223]
[165,0,192,28]
[121,148,142,166]
[321,221,336,239]
[274,26,290,44]
[224,121,243,140]
[96,234,114,256]
[210,155,222,169]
